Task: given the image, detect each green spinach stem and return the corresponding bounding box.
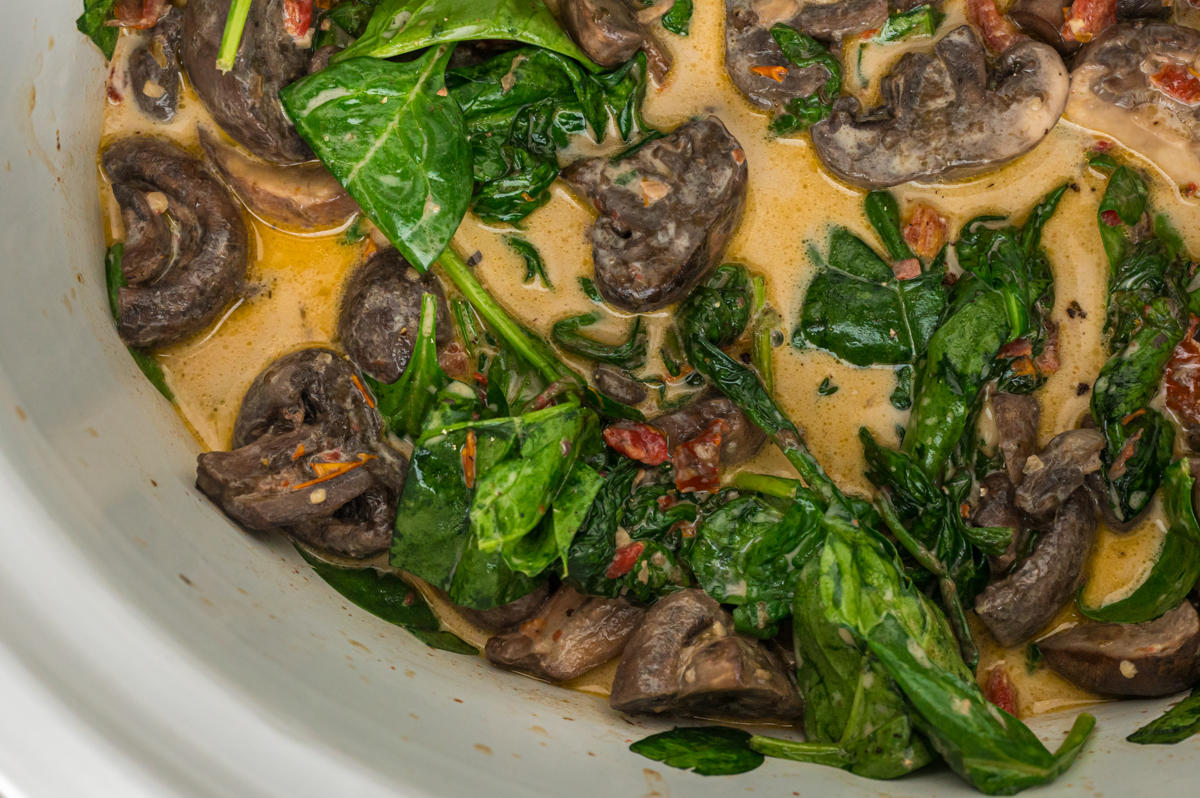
[217,0,255,73]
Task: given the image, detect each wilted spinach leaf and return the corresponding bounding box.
[864,189,916,261]
[335,0,599,68]
[507,235,552,288]
[796,227,945,367]
[77,0,119,59]
[662,0,694,35]
[630,726,764,776]
[874,5,944,41]
[104,244,173,401]
[552,313,648,370]
[770,25,843,135]
[315,0,379,49]
[366,293,449,439]
[1128,689,1200,745]
[297,546,477,655]
[281,46,471,271]
[1098,165,1150,269]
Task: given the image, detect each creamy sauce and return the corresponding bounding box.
[98,2,1200,718]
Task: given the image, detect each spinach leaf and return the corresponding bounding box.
[334,0,601,70]
[565,463,696,603]
[874,5,944,42]
[578,277,604,303]
[818,377,838,396]
[770,25,843,135]
[76,0,119,59]
[315,1,380,49]
[451,48,649,223]
[791,542,934,779]
[748,736,853,768]
[507,235,552,288]
[1098,165,1150,269]
[104,245,173,401]
[1128,688,1200,745]
[281,46,472,271]
[662,0,694,35]
[750,275,778,394]
[864,190,916,261]
[687,492,825,637]
[551,313,648,370]
[366,293,449,439]
[817,514,1097,794]
[297,546,477,655]
[630,727,764,776]
[796,227,945,367]
[1080,457,1200,623]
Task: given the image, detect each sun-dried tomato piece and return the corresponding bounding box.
[983,666,1019,716]
[1035,323,1061,375]
[1062,0,1117,43]
[1150,63,1200,106]
[892,258,921,281]
[284,0,315,39]
[672,419,729,494]
[998,338,1033,359]
[965,0,1027,52]
[109,0,168,29]
[903,206,948,261]
[603,422,670,466]
[606,542,646,579]
[1166,318,1200,428]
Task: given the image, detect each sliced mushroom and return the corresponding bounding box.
[797,0,891,41]
[337,249,453,385]
[974,471,1031,576]
[724,0,867,113]
[196,348,407,558]
[650,394,767,466]
[560,117,749,312]
[1040,599,1200,696]
[610,589,802,719]
[485,586,644,681]
[1010,0,1075,55]
[811,25,1069,188]
[559,0,672,81]
[102,137,248,350]
[129,6,184,122]
[182,0,313,165]
[594,365,649,406]
[459,582,552,633]
[1015,428,1105,521]
[1118,0,1171,20]
[1067,23,1200,188]
[198,127,359,231]
[976,488,1097,647]
[992,392,1041,486]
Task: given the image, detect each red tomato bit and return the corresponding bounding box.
[1150,63,1200,106]
[673,419,729,494]
[606,542,645,579]
[965,0,1027,52]
[284,0,315,39]
[983,666,1019,716]
[1100,209,1122,226]
[603,422,670,466]
[1061,0,1116,43]
[903,205,948,261]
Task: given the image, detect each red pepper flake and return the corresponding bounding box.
[1121,408,1147,426]
[403,592,416,606]
[473,371,488,387]
[1094,139,1113,152]
[292,453,375,490]
[1110,428,1145,480]
[283,0,314,39]
[1061,0,1116,44]
[461,430,477,490]
[606,542,645,579]
[1150,63,1200,106]
[983,666,1019,716]
[521,192,535,202]
[291,443,306,461]
[750,65,789,82]
[960,503,972,520]
[603,422,670,466]
[350,374,376,409]
[551,629,563,642]
[673,419,729,494]
[1009,356,1036,377]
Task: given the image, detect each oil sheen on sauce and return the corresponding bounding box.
[98,1,1200,716]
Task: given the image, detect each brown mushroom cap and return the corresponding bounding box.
[992,392,1041,487]
[102,136,248,350]
[1040,600,1200,697]
[485,586,644,681]
[976,488,1097,647]
[1015,428,1106,521]
[182,0,312,165]
[197,348,407,558]
[561,117,749,312]
[812,26,1069,188]
[609,589,802,719]
[129,7,184,122]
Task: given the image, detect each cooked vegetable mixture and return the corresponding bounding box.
[81,0,1200,792]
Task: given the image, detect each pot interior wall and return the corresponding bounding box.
[0,5,1194,798]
